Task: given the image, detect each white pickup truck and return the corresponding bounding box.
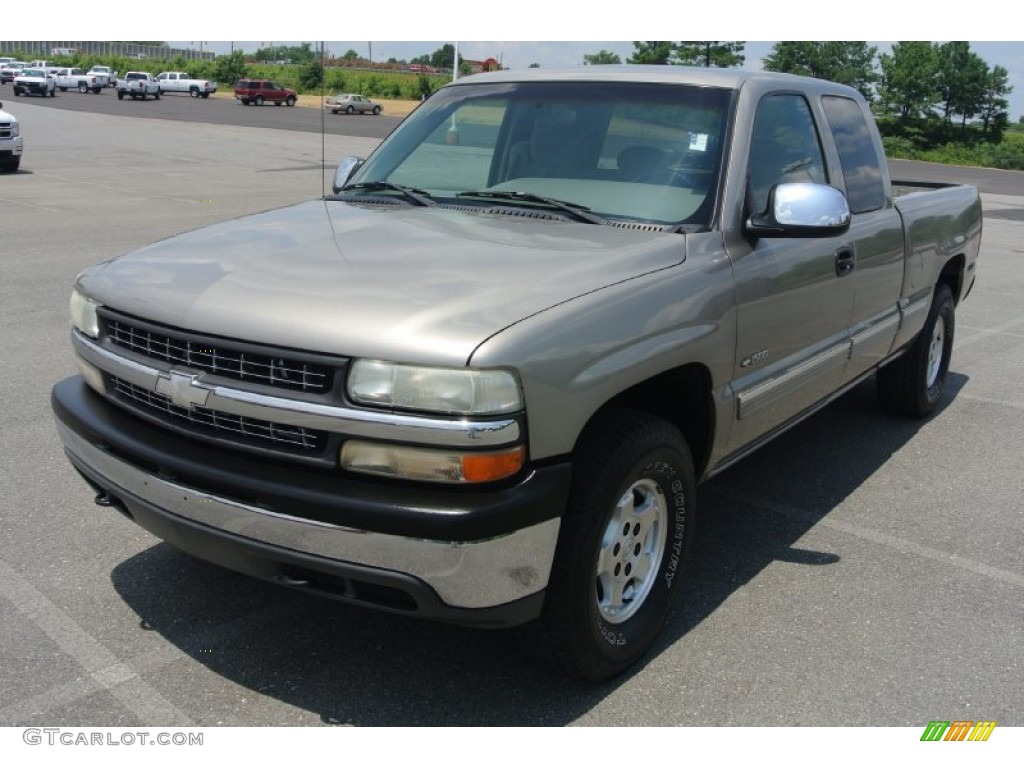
[116,72,161,101]
[54,68,103,94]
[87,65,117,88]
[156,72,216,98]
[12,67,56,97]
[0,100,23,172]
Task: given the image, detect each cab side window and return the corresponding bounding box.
[747,93,827,216]
[822,96,886,213]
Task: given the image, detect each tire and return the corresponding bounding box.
[78,83,88,93]
[140,92,147,101]
[59,86,68,92]
[240,98,249,105]
[49,87,56,97]
[154,91,160,100]
[190,88,199,98]
[345,105,355,114]
[878,284,955,418]
[117,91,124,100]
[254,95,264,106]
[331,109,339,114]
[92,87,101,94]
[523,409,696,681]
[13,87,21,96]
[1,156,20,173]
[285,95,296,107]
[200,92,209,99]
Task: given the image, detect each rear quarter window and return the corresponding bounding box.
[822,96,886,214]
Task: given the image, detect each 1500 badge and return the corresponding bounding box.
[740,349,769,368]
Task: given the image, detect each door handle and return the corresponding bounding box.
[835,248,855,277]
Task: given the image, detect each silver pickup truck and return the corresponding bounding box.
[52,67,982,681]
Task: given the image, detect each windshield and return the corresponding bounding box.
[345,80,732,228]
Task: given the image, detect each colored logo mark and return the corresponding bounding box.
[920,720,997,741]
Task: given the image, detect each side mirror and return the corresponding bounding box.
[332,156,365,194]
[746,183,851,238]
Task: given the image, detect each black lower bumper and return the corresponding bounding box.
[52,376,573,627]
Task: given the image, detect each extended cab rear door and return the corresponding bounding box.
[819,95,904,381]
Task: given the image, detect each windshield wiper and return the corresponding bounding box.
[337,181,435,207]
[456,190,607,225]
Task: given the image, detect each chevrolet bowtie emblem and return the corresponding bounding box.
[154,370,212,409]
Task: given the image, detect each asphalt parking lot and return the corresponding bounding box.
[1,99,1022,727]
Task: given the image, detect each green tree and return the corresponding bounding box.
[583,50,622,65]
[342,49,360,60]
[298,58,323,90]
[429,44,458,70]
[878,41,940,119]
[628,42,674,65]
[763,41,877,101]
[979,64,1012,140]
[213,50,247,87]
[936,42,988,131]
[674,41,745,67]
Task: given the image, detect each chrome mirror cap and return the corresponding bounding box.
[747,183,851,238]
[332,156,364,194]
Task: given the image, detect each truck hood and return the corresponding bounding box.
[78,200,687,365]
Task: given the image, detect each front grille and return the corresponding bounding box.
[111,377,327,453]
[102,315,333,394]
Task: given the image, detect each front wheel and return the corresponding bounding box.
[372,105,381,115]
[345,105,355,114]
[285,95,296,107]
[878,284,955,417]
[117,91,124,100]
[254,95,264,106]
[524,409,696,681]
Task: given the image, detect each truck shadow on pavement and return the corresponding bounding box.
[110,373,967,726]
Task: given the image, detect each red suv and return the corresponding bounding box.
[233,79,297,107]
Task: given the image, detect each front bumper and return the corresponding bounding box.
[0,137,23,157]
[52,377,571,626]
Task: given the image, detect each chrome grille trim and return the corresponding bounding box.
[102,315,333,394]
[111,377,327,452]
[72,331,522,448]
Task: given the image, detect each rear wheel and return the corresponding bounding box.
[522,409,696,681]
[92,86,101,94]
[190,88,199,98]
[200,92,210,99]
[878,284,955,417]
[78,83,88,93]
[60,86,68,92]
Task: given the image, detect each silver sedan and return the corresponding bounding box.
[325,93,382,115]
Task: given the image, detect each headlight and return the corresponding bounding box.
[9,122,18,138]
[348,360,521,415]
[69,288,101,338]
